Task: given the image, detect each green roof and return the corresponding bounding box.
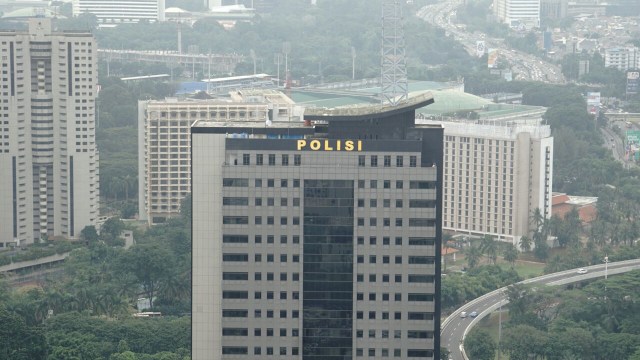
[291,80,545,119]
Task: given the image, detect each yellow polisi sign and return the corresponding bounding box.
[297,139,362,151]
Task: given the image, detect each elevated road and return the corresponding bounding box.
[441,259,640,360]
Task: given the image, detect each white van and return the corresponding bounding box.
[460,311,468,318]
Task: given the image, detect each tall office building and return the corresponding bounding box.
[0,19,100,248]
[72,0,165,27]
[138,91,304,225]
[493,0,541,28]
[191,92,443,359]
[427,121,553,245]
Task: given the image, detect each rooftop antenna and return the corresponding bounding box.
[381,0,408,106]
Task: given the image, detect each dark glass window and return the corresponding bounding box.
[410,155,417,167]
[223,272,248,280]
[384,155,391,167]
[282,154,289,166]
[294,154,301,166]
[395,180,403,189]
[409,181,435,189]
[223,235,248,243]
[396,156,403,167]
[268,154,276,165]
[255,198,262,206]
[222,178,248,187]
[242,154,250,165]
[222,309,248,317]
[222,347,247,354]
[408,256,435,264]
[222,253,248,262]
[281,179,288,187]
[255,179,262,187]
[267,179,275,187]
[358,155,365,167]
[383,180,390,189]
[408,293,434,302]
[408,237,435,246]
[256,154,263,165]
[371,155,378,167]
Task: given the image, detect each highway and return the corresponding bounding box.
[416,0,565,84]
[441,258,640,360]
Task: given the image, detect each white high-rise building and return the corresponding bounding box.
[604,47,640,72]
[0,19,100,248]
[72,0,165,27]
[422,121,553,245]
[493,0,541,28]
[138,91,304,225]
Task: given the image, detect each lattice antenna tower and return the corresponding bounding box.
[381,0,408,106]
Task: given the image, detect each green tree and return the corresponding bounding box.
[503,244,519,268]
[465,245,483,269]
[100,217,125,243]
[464,329,496,360]
[0,306,47,360]
[502,324,549,360]
[480,235,498,265]
[518,235,532,252]
[80,225,99,243]
[123,244,175,309]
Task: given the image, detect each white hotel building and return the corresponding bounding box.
[420,121,553,245]
[72,0,165,27]
[138,90,304,224]
[0,19,100,247]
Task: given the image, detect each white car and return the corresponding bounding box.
[577,268,588,274]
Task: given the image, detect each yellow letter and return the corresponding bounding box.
[297,140,307,150]
[324,140,333,151]
[345,140,354,151]
[357,140,362,151]
[336,140,341,151]
[310,140,321,150]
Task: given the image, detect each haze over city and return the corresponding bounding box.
[1,0,640,359]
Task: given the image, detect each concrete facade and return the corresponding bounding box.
[138,91,304,224]
[0,19,99,247]
[423,121,553,245]
[191,94,443,359]
[493,0,541,28]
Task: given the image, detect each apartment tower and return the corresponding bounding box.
[0,19,99,247]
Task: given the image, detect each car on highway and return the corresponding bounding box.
[469,311,478,318]
[460,311,467,318]
[577,268,588,274]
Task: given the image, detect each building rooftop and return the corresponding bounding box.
[291,80,546,120]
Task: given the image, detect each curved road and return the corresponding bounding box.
[441,259,640,360]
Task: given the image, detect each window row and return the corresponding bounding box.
[356,275,435,285]
[356,348,434,357]
[223,197,301,207]
[357,155,418,168]
[223,272,300,282]
[222,216,300,226]
[356,218,436,227]
[224,178,300,188]
[236,153,302,166]
[356,328,435,338]
[223,235,301,244]
[358,237,435,246]
[223,291,299,300]
[356,255,435,265]
[223,253,300,263]
[222,346,299,356]
[223,235,434,247]
[357,198,436,209]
